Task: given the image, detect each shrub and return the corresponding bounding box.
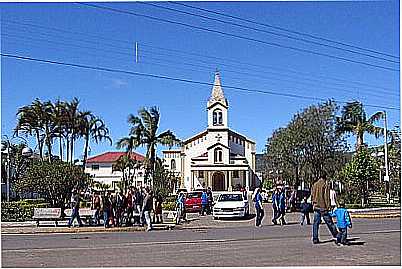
[1,201,50,222]
[162,201,176,211]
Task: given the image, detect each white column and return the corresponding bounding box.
[228,171,232,191]
[245,170,250,191]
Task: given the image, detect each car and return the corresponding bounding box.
[213,192,249,219]
[185,191,203,213]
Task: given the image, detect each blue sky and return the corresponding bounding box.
[1,1,400,159]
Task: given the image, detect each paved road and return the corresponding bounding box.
[2,218,400,267]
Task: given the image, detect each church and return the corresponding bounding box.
[163,72,259,192]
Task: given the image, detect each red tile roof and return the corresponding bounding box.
[86,152,145,164]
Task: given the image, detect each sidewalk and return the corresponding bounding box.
[2,206,399,234]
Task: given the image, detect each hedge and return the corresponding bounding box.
[1,200,50,222]
[162,201,176,211]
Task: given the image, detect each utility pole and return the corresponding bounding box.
[135,42,138,63]
[383,110,390,202]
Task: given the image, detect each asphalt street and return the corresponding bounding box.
[2,218,400,267]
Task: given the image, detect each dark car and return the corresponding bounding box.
[185,191,203,213]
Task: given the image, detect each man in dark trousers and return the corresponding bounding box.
[68,189,83,228]
[311,174,338,244]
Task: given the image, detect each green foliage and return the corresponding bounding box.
[14,160,92,208]
[153,158,179,199]
[162,201,176,211]
[339,147,379,206]
[264,101,348,188]
[1,200,50,222]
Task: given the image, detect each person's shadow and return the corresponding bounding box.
[318,237,365,246]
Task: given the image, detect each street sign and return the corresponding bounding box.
[384,175,390,182]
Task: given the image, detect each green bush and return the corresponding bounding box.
[162,201,176,211]
[1,201,50,222]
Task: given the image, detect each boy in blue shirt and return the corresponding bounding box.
[331,199,352,246]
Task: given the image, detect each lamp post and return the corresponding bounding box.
[1,138,32,201]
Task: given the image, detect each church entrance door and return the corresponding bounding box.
[212,172,225,191]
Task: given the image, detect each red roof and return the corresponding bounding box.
[86,152,145,164]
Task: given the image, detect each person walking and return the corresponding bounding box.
[115,191,124,227]
[206,187,213,215]
[126,189,133,226]
[141,187,153,232]
[271,188,280,225]
[200,189,208,216]
[311,174,338,244]
[331,199,352,246]
[92,191,101,226]
[330,185,337,210]
[254,188,264,227]
[277,188,287,225]
[133,187,143,225]
[68,189,83,228]
[102,191,112,228]
[300,197,311,225]
[153,193,163,224]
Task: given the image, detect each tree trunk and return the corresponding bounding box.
[66,134,70,163]
[82,133,90,171]
[59,135,63,162]
[356,132,364,151]
[70,136,74,164]
[35,130,43,161]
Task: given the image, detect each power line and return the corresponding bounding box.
[75,3,399,72]
[1,52,399,111]
[4,30,398,99]
[170,1,399,60]
[140,2,398,64]
[4,19,396,92]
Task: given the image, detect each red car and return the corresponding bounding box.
[185,191,203,213]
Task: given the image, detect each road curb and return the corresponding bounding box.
[1,226,147,235]
[350,213,400,219]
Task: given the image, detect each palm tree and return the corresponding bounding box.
[112,154,140,192]
[53,99,69,161]
[81,113,112,169]
[117,106,181,186]
[336,101,384,150]
[65,98,81,163]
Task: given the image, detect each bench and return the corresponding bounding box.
[64,208,97,226]
[33,208,62,227]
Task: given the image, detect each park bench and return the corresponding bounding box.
[64,208,97,226]
[33,208,62,227]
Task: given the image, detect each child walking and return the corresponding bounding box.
[331,199,352,246]
[300,197,311,225]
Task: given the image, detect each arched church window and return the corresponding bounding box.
[213,109,223,126]
[171,159,176,170]
[214,147,223,163]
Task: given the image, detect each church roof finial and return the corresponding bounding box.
[208,71,228,108]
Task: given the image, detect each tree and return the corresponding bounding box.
[264,101,348,189]
[153,157,177,198]
[336,101,384,150]
[14,161,92,211]
[81,113,112,169]
[112,154,140,192]
[117,107,181,185]
[339,146,379,206]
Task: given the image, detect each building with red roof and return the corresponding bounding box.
[85,151,146,190]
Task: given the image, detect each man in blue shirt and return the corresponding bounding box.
[330,199,352,246]
[200,190,208,216]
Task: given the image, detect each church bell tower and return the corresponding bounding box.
[207,71,228,129]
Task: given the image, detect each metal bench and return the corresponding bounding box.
[33,208,62,227]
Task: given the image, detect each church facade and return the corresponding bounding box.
[163,72,259,192]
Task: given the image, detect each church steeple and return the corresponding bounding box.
[207,71,228,108]
[207,71,228,129]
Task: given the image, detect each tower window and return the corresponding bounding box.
[213,109,223,126]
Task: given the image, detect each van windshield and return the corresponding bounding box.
[219,194,243,202]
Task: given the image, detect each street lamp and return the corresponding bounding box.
[1,139,32,201]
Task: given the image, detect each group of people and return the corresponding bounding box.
[253,174,352,246]
[68,186,163,232]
